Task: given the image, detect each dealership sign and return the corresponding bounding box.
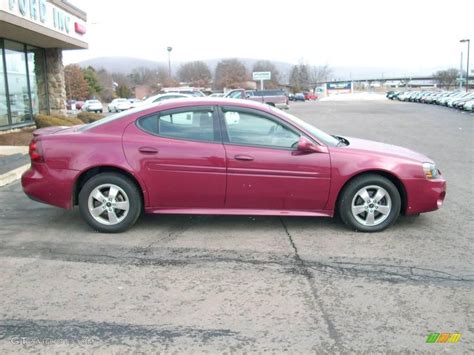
[326,82,352,95]
[1,0,87,39]
[252,71,272,81]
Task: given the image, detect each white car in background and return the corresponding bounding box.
[108,98,132,112]
[82,99,103,113]
[131,93,191,108]
[462,99,474,111]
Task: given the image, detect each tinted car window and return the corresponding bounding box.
[138,110,216,142]
[223,110,299,149]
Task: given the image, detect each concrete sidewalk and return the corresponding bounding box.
[0,146,29,187]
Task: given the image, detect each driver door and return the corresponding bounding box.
[220,107,331,211]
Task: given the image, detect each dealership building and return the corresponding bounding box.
[0,0,87,130]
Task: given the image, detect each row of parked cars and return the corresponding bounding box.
[387,90,474,111]
[71,88,320,115]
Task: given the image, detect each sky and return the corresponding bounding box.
[64,0,474,74]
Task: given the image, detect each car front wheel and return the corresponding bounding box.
[79,173,142,233]
[338,174,401,232]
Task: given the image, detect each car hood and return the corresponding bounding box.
[341,137,433,163]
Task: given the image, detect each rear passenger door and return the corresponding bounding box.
[122,106,227,209]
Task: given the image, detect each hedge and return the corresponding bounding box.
[34,114,84,128]
[76,111,105,123]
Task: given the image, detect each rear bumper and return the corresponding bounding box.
[21,164,78,209]
[405,176,446,215]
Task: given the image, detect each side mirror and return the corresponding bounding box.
[296,136,327,153]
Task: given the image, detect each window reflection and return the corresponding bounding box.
[4,40,32,125]
[0,43,8,127]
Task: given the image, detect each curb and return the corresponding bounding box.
[0,146,29,155]
[0,164,29,187]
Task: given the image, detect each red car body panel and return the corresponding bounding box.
[21,98,446,219]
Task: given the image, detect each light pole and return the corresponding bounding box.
[166,46,173,78]
[460,39,470,92]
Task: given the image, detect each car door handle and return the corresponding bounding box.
[234,154,254,161]
[138,147,158,154]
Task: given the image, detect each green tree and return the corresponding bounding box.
[115,85,132,98]
[82,66,102,96]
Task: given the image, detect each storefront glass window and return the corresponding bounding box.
[27,46,47,115]
[0,42,9,127]
[4,40,32,125]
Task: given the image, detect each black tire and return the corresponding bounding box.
[338,174,401,232]
[79,173,142,233]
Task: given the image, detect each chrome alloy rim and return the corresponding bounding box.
[88,184,130,225]
[351,185,392,226]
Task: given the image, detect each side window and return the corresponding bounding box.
[223,110,300,149]
[228,91,242,99]
[138,110,216,142]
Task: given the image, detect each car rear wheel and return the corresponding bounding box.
[79,173,142,233]
[338,174,401,232]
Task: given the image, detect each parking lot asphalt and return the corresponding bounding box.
[0,99,472,352]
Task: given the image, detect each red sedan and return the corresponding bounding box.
[22,98,446,233]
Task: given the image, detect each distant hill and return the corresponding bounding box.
[77,56,442,82]
[78,56,162,73]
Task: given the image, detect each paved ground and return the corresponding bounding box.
[0,99,472,353]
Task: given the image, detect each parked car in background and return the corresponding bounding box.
[66,100,85,110]
[209,93,225,97]
[294,93,305,101]
[392,89,474,112]
[21,97,446,233]
[303,92,318,100]
[130,93,191,108]
[82,100,103,113]
[108,98,132,113]
[462,99,474,111]
[225,89,289,109]
[162,87,206,97]
[128,98,141,105]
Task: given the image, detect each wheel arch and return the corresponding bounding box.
[335,170,408,216]
[73,165,147,207]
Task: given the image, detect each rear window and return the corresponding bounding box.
[137,109,217,142]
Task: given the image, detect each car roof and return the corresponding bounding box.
[136,97,275,114]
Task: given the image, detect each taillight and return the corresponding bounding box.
[29,139,44,163]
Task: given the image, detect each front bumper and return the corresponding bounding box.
[404,176,446,215]
[21,164,78,210]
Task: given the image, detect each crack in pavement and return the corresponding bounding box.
[0,241,472,285]
[126,220,197,257]
[279,217,342,352]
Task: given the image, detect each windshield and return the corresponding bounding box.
[269,107,340,146]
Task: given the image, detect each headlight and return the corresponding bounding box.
[422,162,439,179]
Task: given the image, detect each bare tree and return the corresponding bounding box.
[96,68,114,102]
[433,68,460,90]
[252,60,280,88]
[214,59,248,90]
[64,64,89,100]
[289,63,311,93]
[178,61,212,87]
[310,65,332,85]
